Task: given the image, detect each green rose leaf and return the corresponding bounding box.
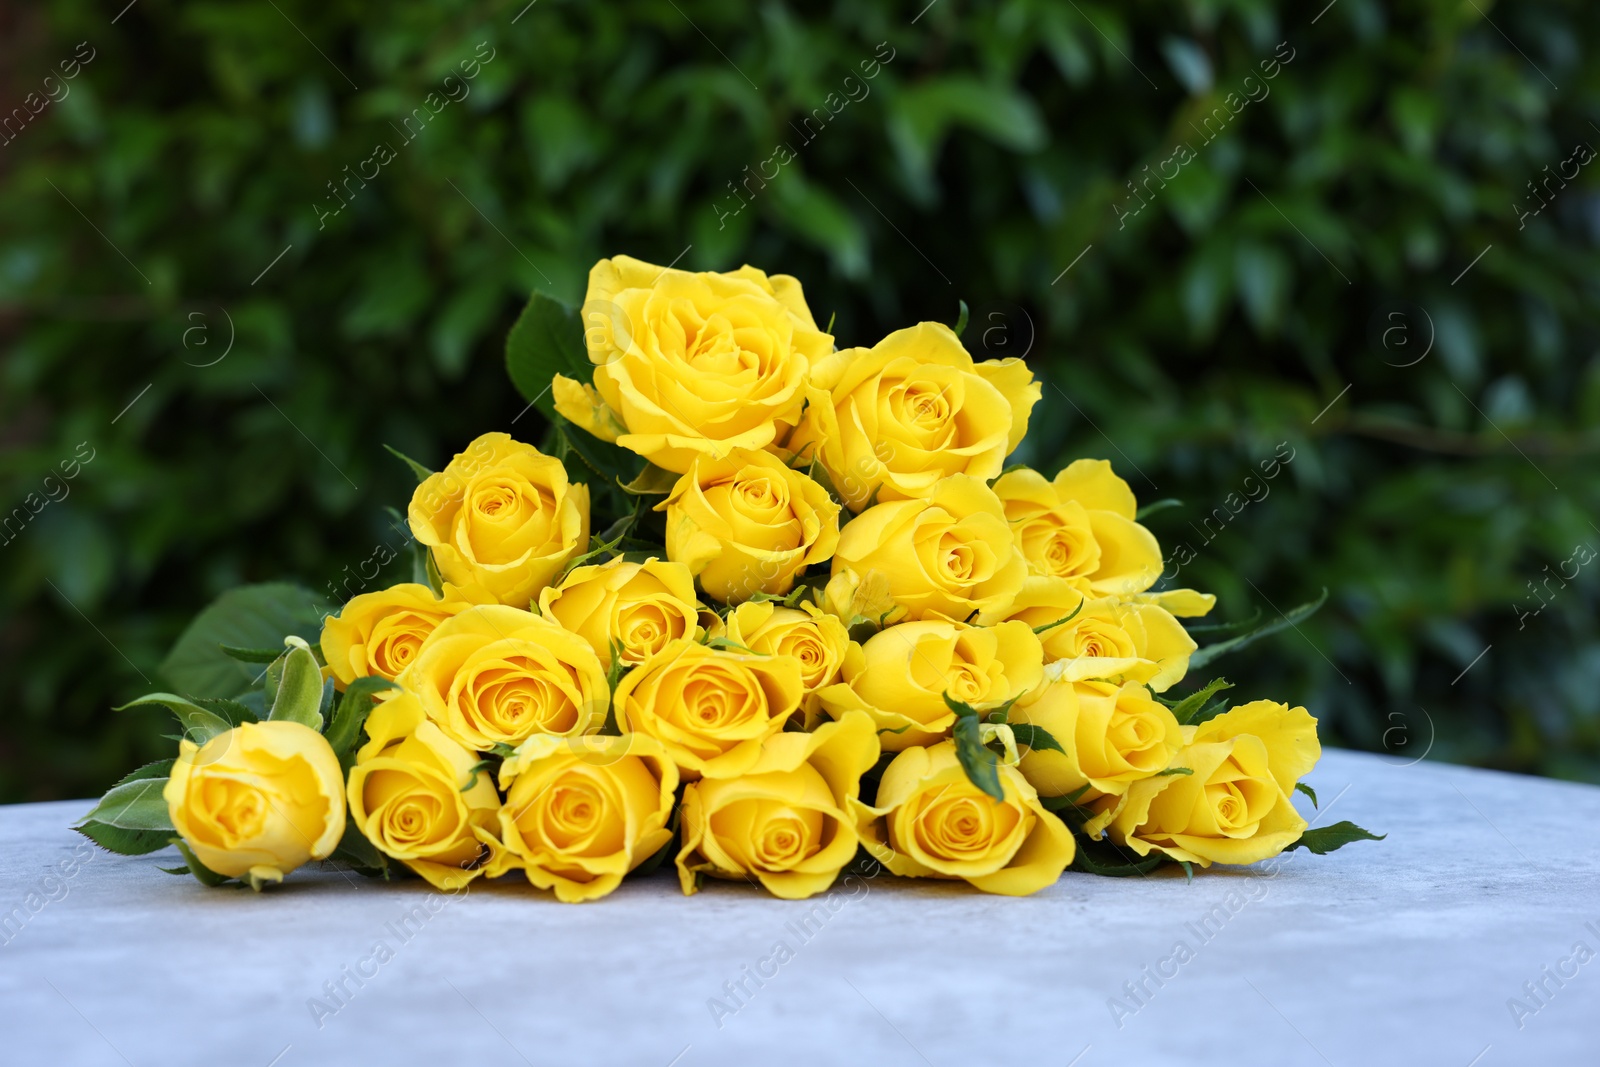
[76,821,174,856]
[325,675,401,768]
[505,291,592,420]
[113,693,233,745]
[169,838,232,887]
[219,644,286,664]
[80,777,173,832]
[1186,588,1329,671]
[1135,498,1183,519]
[556,415,645,488]
[946,694,1005,802]
[1008,723,1065,755]
[1285,820,1385,855]
[382,443,434,483]
[1163,677,1235,726]
[160,583,330,697]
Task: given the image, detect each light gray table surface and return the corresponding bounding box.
[1,747,1596,1067]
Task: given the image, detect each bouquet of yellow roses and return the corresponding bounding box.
[77,255,1378,901]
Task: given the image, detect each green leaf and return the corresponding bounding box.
[325,676,400,767]
[170,838,231,887]
[1184,608,1264,636]
[1295,781,1318,807]
[80,777,173,831]
[1038,783,1093,812]
[705,637,762,655]
[1155,766,1195,777]
[108,758,176,789]
[159,583,330,697]
[382,443,434,483]
[424,547,445,597]
[1135,498,1183,519]
[953,299,970,337]
[951,707,1005,802]
[1070,843,1166,877]
[462,760,493,792]
[556,521,634,585]
[76,821,173,856]
[1186,589,1329,672]
[114,693,233,745]
[190,696,258,727]
[1165,678,1235,726]
[1009,723,1065,755]
[219,644,285,664]
[1032,597,1084,634]
[330,821,390,874]
[268,639,325,729]
[621,463,679,495]
[557,417,644,488]
[1178,859,1195,882]
[504,291,592,420]
[1285,820,1385,855]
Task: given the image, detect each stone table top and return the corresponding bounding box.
[2,748,1597,1067]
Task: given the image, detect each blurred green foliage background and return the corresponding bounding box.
[3,0,1598,802]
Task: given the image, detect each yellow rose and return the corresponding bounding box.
[978,575,1197,693]
[489,733,679,902]
[852,741,1075,896]
[659,447,840,605]
[788,322,1040,510]
[408,432,589,608]
[1012,679,1183,808]
[345,692,502,890]
[723,600,851,724]
[830,474,1027,622]
[614,638,804,778]
[992,461,1163,596]
[163,721,345,885]
[399,604,608,751]
[677,710,878,899]
[554,255,833,473]
[817,619,1043,750]
[538,555,704,670]
[1105,700,1320,867]
[320,582,484,686]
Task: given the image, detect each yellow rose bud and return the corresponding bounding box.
[408,432,589,608]
[1012,679,1183,813]
[345,692,503,890]
[556,255,832,473]
[163,721,345,884]
[788,322,1040,510]
[830,474,1027,622]
[979,575,1197,693]
[819,566,898,628]
[677,710,879,899]
[320,582,485,686]
[852,741,1075,896]
[659,447,840,605]
[614,638,804,779]
[1105,700,1321,867]
[818,619,1043,750]
[723,600,851,725]
[538,555,705,670]
[992,461,1162,596]
[489,733,678,903]
[399,604,608,751]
